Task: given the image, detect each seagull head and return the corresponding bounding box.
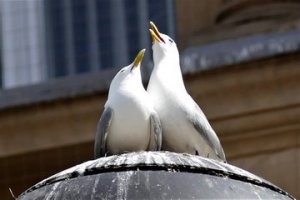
[110,49,146,91]
[149,21,179,63]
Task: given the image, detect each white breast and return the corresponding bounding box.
[106,91,153,154]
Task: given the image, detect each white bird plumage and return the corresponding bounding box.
[148,22,226,162]
[94,49,162,158]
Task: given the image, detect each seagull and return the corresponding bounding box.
[147,22,226,162]
[94,49,162,158]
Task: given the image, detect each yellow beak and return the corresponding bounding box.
[132,49,146,68]
[149,21,165,43]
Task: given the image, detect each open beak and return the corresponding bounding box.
[149,21,165,43]
[132,49,146,70]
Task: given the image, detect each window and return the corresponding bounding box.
[0,0,176,89]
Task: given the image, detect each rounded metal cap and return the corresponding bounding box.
[18,151,294,200]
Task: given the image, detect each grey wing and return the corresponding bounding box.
[148,113,162,151]
[189,102,226,161]
[94,107,113,159]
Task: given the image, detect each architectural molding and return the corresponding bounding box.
[0,51,299,160]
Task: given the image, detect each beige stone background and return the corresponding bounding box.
[0,0,299,199]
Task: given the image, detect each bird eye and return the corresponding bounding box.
[168,39,173,43]
[120,69,125,73]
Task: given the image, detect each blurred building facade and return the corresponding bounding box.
[0,0,175,88]
[0,0,48,88]
[0,0,299,199]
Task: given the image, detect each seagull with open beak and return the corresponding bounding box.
[94,49,162,158]
[148,22,226,162]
